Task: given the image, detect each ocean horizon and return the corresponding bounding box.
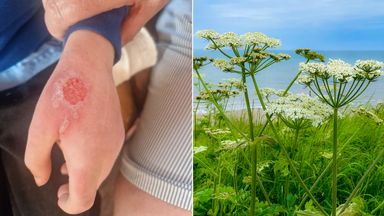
[193,49,384,112]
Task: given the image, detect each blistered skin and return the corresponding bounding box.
[62,78,87,105]
[51,76,88,135]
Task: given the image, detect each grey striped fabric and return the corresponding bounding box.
[120,0,192,211]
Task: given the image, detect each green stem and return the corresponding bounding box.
[251,74,328,216]
[194,68,248,140]
[338,80,362,106]
[294,128,300,152]
[209,39,233,59]
[332,107,338,216]
[340,81,370,107]
[339,147,384,215]
[242,72,257,216]
[296,124,364,212]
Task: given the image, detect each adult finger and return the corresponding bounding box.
[42,0,132,39]
[25,98,59,186]
[121,0,168,44]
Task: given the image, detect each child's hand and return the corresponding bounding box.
[24,30,125,214]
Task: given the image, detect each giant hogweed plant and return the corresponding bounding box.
[194,30,327,215]
[297,59,384,216]
[194,29,384,216]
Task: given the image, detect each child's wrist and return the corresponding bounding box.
[64,30,115,68]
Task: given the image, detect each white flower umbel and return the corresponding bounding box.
[328,59,354,82]
[212,59,234,72]
[216,32,242,47]
[266,93,332,128]
[298,59,384,108]
[196,29,219,39]
[242,32,280,48]
[354,60,384,80]
[193,146,208,154]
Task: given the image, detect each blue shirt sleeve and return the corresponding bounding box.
[64,6,128,64]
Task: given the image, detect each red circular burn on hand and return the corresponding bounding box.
[62,78,87,105]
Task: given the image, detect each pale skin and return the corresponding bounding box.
[25,30,125,214]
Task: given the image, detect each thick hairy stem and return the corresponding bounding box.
[332,108,338,216]
[252,74,328,216]
[296,124,363,212]
[241,72,257,216]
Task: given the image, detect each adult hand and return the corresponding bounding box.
[43,0,168,44]
[24,30,125,214]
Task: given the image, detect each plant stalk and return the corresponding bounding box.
[252,74,328,216]
[332,107,338,216]
[242,72,258,216]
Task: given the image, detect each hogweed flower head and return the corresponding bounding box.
[242,32,280,47]
[212,58,234,72]
[353,107,383,125]
[298,59,384,107]
[295,48,325,62]
[197,30,281,49]
[196,29,219,39]
[266,92,332,128]
[216,32,242,47]
[354,60,384,80]
[193,146,208,154]
[328,59,354,82]
[196,30,289,76]
[229,56,246,64]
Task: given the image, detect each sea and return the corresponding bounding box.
[193,49,384,111]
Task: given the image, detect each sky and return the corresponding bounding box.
[193,0,384,50]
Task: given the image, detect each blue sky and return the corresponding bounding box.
[194,0,384,50]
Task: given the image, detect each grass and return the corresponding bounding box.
[194,104,384,215]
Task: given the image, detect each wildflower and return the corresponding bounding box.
[260,88,287,99]
[226,78,244,90]
[295,48,325,62]
[229,56,246,64]
[220,139,246,150]
[196,29,219,39]
[204,128,231,136]
[353,107,383,125]
[216,32,242,47]
[299,62,329,79]
[278,53,291,60]
[336,200,364,216]
[297,74,315,85]
[212,59,234,72]
[354,60,384,80]
[249,52,269,62]
[266,92,333,128]
[328,59,354,82]
[320,151,333,159]
[193,146,208,154]
[242,32,280,47]
[299,59,384,86]
[257,160,272,172]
